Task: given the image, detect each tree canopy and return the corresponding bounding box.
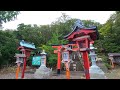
[0,11,20,28]
[1,11,119,69]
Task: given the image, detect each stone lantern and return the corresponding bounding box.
[15,53,25,66]
[15,53,26,79]
[89,44,107,79]
[34,50,52,79]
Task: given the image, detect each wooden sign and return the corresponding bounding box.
[32,56,41,66]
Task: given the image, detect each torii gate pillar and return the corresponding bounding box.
[52,45,62,75]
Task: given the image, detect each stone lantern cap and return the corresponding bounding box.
[15,53,26,64]
[90,44,97,50]
[89,53,96,56]
[41,50,47,55]
[16,60,23,63]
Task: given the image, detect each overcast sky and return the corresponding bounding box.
[2,11,115,30]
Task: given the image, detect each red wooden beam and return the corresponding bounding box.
[21,57,27,79]
[21,50,27,79]
[52,46,62,74]
[74,36,91,79]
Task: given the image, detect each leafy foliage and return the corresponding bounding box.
[95,11,120,53]
[1,12,118,69]
[0,11,20,27]
[0,30,18,68]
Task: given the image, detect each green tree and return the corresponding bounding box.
[0,30,18,68]
[16,23,47,46]
[82,20,103,30]
[95,11,120,53]
[0,12,105,69]
[0,11,20,27]
[41,30,68,68]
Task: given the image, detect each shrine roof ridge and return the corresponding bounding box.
[108,53,120,56]
[64,26,97,39]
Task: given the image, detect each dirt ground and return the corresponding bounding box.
[0,65,120,79]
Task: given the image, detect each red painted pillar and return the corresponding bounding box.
[82,51,90,79]
[21,50,27,79]
[52,46,61,75]
[21,57,27,79]
[57,48,61,75]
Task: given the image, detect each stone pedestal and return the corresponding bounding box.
[89,44,107,79]
[89,65,106,79]
[34,65,52,79]
[34,50,52,79]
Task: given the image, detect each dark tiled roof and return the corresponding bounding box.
[108,53,120,56]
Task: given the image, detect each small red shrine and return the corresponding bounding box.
[52,19,99,79]
[15,40,36,79]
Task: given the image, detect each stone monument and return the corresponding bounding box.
[34,50,52,79]
[89,44,107,79]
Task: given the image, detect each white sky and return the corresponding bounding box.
[2,11,115,30]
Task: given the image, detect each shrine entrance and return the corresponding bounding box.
[69,52,84,71]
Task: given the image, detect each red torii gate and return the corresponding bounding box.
[52,22,99,79]
[52,44,78,75]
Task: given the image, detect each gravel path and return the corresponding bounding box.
[0,66,120,79]
[0,71,85,79]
